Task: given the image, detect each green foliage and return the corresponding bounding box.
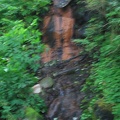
[0,21,43,72]
[0,0,50,119]
[25,106,44,120]
[0,0,50,23]
[76,0,120,120]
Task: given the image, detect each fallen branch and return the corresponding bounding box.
[53,66,80,77]
[56,53,88,67]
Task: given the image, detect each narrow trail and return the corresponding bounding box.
[38,54,92,120]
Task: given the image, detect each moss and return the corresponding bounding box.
[96,99,112,112]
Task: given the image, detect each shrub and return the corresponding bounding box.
[0,0,50,119]
[76,0,120,120]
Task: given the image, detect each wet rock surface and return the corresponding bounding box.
[41,0,83,63]
[39,1,92,119]
[38,55,92,120]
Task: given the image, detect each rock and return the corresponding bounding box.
[95,104,114,120]
[73,117,78,120]
[40,77,54,88]
[32,84,42,94]
[53,0,71,8]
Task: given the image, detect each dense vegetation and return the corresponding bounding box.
[75,0,120,120]
[0,0,120,120]
[0,0,50,119]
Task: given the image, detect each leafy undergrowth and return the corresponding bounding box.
[0,0,50,119]
[76,0,120,120]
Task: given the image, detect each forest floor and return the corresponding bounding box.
[37,54,92,120]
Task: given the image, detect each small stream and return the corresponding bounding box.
[38,55,92,120]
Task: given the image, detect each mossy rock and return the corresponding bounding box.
[40,77,54,88]
[96,99,112,111]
